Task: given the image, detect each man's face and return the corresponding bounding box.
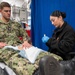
[0,7,11,20]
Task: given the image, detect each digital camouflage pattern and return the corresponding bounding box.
[0,48,63,75]
[0,19,63,75]
[0,19,29,46]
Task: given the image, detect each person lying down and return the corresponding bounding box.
[0,41,62,75]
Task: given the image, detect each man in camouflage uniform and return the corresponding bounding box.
[0,2,62,75]
[0,2,31,47]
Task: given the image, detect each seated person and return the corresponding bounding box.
[0,2,31,48]
[33,10,75,75]
[42,10,75,60]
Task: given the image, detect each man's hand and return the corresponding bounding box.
[0,42,7,48]
[22,41,32,49]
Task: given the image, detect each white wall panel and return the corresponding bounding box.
[1,0,24,7]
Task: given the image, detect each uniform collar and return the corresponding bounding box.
[0,18,12,24]
[54,21,67,33]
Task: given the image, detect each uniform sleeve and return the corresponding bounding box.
[46,29,75,54]
[15,22,30,42]
[58,30,75,53]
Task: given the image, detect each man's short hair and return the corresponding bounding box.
[0,2,11,9]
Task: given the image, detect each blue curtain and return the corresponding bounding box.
[31,0,75,51]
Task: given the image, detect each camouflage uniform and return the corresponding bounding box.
[0,19,29,46]
[0,19,63,75]
[0,48,62,75]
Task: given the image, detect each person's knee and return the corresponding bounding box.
[40,55,49,62]
[39,55,50,65]
[39,55,61,75]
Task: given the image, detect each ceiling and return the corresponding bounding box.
[1,0,29,7]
